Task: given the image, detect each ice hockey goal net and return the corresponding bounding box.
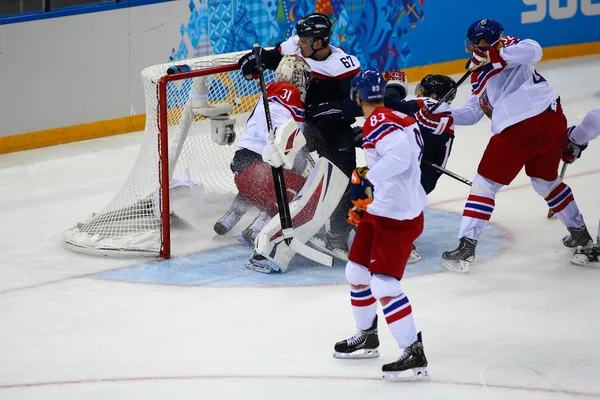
[63,51,275,258]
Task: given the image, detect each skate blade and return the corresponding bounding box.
[382,367,430,382]
[308,238,348,262]
[244,262,277,274]
[570,254,599,267]
[442,259,470,273]
[333,349,380,359]
[408,250,422,264]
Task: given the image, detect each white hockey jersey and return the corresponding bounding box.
[239,82,305,155]
[362,106,428,221]
[569,104,600,145]
[452,37,558,134]
[278,36,360,80]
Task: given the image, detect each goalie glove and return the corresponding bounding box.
[261,119,306,169]
[562,126,588,164]
[349,167,373,211]
[347,206,364,226]
[382,70,408,100]
[262,139,284,168]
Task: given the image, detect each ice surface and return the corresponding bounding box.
[1,56,599,400]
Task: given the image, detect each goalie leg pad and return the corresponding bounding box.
[254,157,349,271]
[235,161,306,217]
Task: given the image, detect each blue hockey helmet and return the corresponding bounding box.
[350,69,386,102]
[466,19,504,47]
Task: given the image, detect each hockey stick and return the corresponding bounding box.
[422,160,472,186]
[428,70,472,113]
[254,44,294,243]
[253,44,333,267]
[547,162,568,219]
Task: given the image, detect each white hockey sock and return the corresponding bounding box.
[350,287,377,331]
[545,182,585,228]
[381,293,417,349]
[458,174,502,240]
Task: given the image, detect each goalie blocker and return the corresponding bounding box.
[246,157,349,273]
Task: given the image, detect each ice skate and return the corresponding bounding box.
[571,241,600,267]
[442,237,477,273]
[382,332,430,382]
[237,228,257,247]
[214,209,244,235]
[333,316,380,359]
[213,194,250,235]
[408,244,422,264]
[236,213,269,247]
[309,231,349,262]
[244,252,282,274]
[562,225,593,248]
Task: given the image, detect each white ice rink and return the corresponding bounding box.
[1,55,600,400]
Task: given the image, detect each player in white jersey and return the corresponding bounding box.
[420,19,592,272]
[216,56,311,246]
[237,13,362,261]
[562,104,600,267]
[332,69,430,382]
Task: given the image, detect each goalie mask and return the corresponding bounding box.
[275,55,313,103]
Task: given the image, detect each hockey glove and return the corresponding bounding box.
[469,44,506,72]
[238,51,260,80]
[415,107,454,135]
[382,70,408,100]
[349,167,373,211]
[347,206,364,226]
[562,126,588,164]
[353,126,364,148]
[306,101,344,126]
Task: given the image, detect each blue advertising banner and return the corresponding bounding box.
[171,0,600,70]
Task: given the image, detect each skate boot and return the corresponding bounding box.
[309,231,349,261]
[244,252,282,274]
[571,240,600,267]
[333,316,380,359]
[213,194,250,235]
[237,213,269,247]
[382,332,430,382]
[562,225,593,248]
[442,237,477,273]
[408,244,422,264]
[214,209,244,235]
[237,228,257,247]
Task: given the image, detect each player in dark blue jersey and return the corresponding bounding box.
[383,71,457,195]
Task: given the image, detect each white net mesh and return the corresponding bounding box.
[63,51,275,257]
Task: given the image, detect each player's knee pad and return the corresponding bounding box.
[345,261,372,286]
[530,176,561,198]
[471,173,503,197]
[370,274,402,300]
